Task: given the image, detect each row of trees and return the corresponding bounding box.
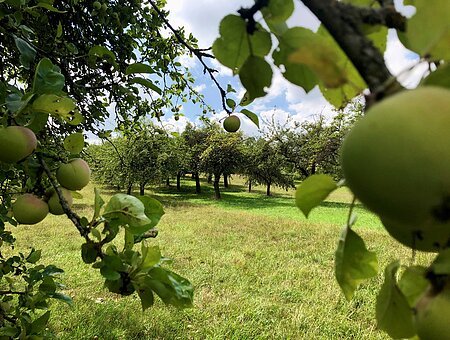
[89,106,361,199]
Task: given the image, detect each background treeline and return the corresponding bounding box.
[88,104,362,199]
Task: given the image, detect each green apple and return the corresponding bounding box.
[223,115,241,132]
[12,194,48,224]
[381,216,450,252]
[56,158,91,190]
[0,126,37,163]
[341,87,450,242]
[48,188,73,215]
[415,284,450,340]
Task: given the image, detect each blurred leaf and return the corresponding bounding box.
[212,15,272,74]
[226,98,236,110]
[137,287,154,311]
[239,56,272,100]
[14,35,36,69]
[295,174,337,217]
[430,249,450,275]
[100,266,121,281]
[239,91,254,106]
[240,109,259,128]
[36,2,66,13]
[39,277,56,294]
[129,77,161,95]
[422,63,450,89]
[376,261,416,339]
[398,265,428,307]
[137,195,165,230]
[32,58,65,94]
[335,227,378,300]
[261,0,294,23]
[400,0,450,59]
[140,243,161,270]
[63,132,84,154]
[88,45,118,69]
[26,249,41,264]
[93,188,104,220]
[126,63,155,75]
[81,243,98,264]
[30,311,50,335]
[32,94,76,118]
[49,292,73,306]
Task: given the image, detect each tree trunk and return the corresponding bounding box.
[127,182,133,195]
[207,173,213,183]
[166,177,170,187]
[266,182,271,196]
[194,172,201,194]
[139,182,145,196]
[248,180,252,193]
[223,174,229,188]
[176,171,181,191]
[311,162,316,175]
[213,173,221,199]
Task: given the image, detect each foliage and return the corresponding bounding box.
[214,0,450,338]
[0,0,199,336]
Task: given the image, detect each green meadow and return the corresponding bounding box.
[10,177,433,339]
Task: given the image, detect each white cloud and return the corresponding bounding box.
[194,83,206,92]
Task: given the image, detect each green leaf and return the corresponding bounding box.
[422,63,450,89]
[212,15,272,74]
[126,63,155,75]
[261,0,294,23]
[39,277,56,294]
[140,243,161,270]
[56,21,63,38]
[88,45,118,69]
[14,36,36,69]
[49,292,73,306]
[6,92,35,114]
[226,84,236,93]
[401,0,450,59]
[103,194,151,234]
[32,94,76,118]
[364,25,388,53]
[30,311,50,335]
[100,266,121,281]
[91,228,102,241]
[81,243,98,264]
[36,2,66,13]
[124,230,134,250]
[226,98,236,109]
[430,248,450,275]
[137,195,165,230]
[335,227,378,300]
[273,27,320,92]
[239,56,272,100]
[93,188,105,220]
[63,132,84,154]
[239,91,254,106]
[0,327,19,337]
[103,254,125,272]
[26,249,42,264]
[240,109,259,128]
[129,77,162,95]
[137,287,154,311]
[376,261,416,339]
[398,265,428,307]
[295,174,337,217]
[33,58,65,94]
[146,267,194,308]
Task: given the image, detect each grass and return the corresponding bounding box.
[9,177,434,339]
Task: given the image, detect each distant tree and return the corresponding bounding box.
[200,128,244,199]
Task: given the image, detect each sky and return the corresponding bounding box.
[153,0,427,136]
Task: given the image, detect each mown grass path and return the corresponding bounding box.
[11,178,433,339]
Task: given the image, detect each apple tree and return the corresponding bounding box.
[213,0,450,338]
[0,0,204,336]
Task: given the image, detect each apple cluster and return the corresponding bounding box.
[340,86,450,337]
[0,126,91,225]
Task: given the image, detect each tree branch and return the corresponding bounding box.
[147,0,231,113]
[300,0,404,100]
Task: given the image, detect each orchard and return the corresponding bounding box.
[0,0,449,338]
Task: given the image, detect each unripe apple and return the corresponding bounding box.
[223,115,241,132]
[56,158,91,191]
[341,87,450,249]
[0,126,37,163]
[93,1,101,10]
[415,284,450,339]
[12,194,48,224]
[48,188,73,215]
